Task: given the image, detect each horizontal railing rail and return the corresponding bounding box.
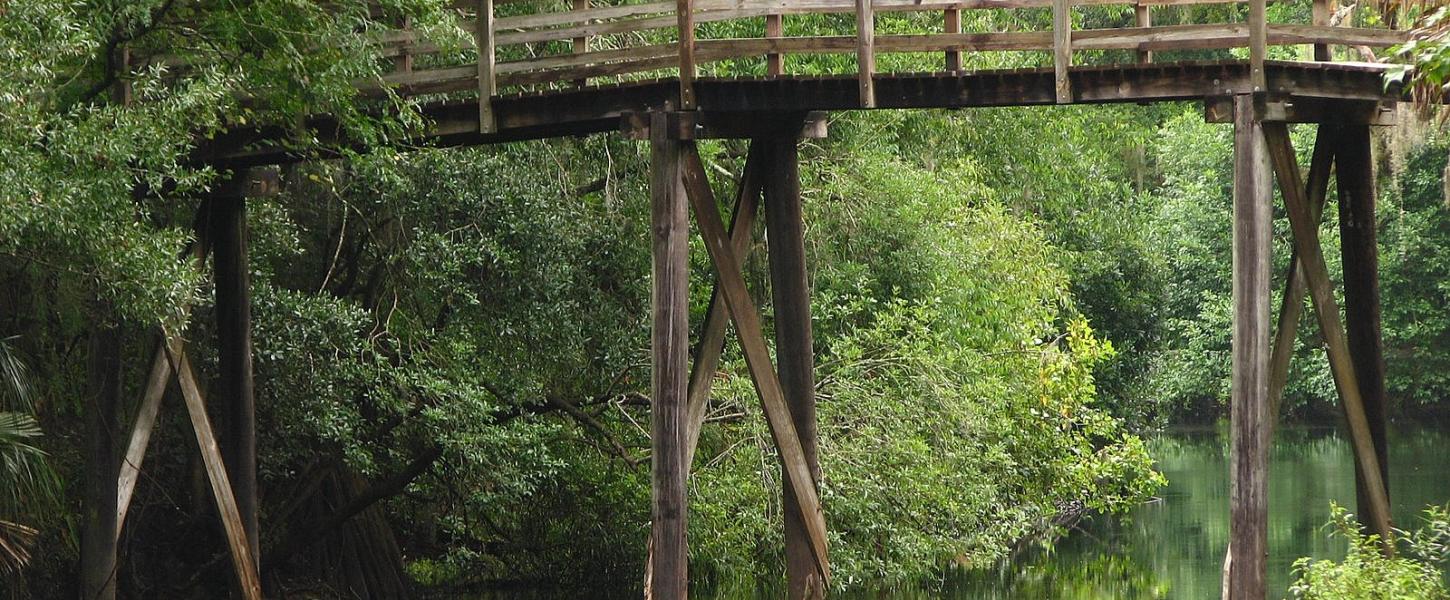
[135,0,1409,131]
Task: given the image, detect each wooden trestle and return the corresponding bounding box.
[107,1,1414,595]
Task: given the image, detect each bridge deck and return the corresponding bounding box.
[206,59,1397,166]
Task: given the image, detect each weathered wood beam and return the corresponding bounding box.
[115,341,170,539]
[944,7,962,71]
[211,192,260,571]
[1135,1,1152,63]
[1228,93,1271,600]
[684,144,765,467]
[477,0,497,132]
[1267,122,1338,437]
[1263,121,1394,549]
[166,339,263,600]
[679,143,831,584]
[621,110,829,140]
[82,325,123,600]
[1249,0,1267,91]
[855,0,875,107]
[1053,0,1073,103]
[1335,122,1391,533]
[763,137,825,599]
[1204,98,1394,125]
[1312,0,1332,61]
[647,111,690,600]
[767,13,785,75]
[678,0,697,108]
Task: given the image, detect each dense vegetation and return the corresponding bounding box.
[2,0,1449,598]
[1290,503,1450,600]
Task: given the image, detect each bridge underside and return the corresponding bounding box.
[205,59,1398,166]
[179,56,1403,600]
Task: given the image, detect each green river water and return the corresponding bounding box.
[480,425,1450,599]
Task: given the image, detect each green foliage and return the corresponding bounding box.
[683,133,1162,587]
[1289,503,1449,600]
[0,339,58,575]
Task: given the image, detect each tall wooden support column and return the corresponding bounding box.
[211,180,260,573]
[1336,123,1390,521]
[1228,95,1272,600]
[648,112,690,600]
[81,325,123,600]
[763,138,823,599]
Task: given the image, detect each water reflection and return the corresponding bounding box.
[944,426,1450,599]
[471,426,1450,599]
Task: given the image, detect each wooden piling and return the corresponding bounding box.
[763,137,824,599]
[1335,123,1391,530]
[1228,94,1271,600]
[648,112,690,600]
[212,189,261,571]
[81,325,123,600]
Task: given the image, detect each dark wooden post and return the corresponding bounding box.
[1228,94,1271,600]
[211,178,260,572]
[763,138,824,599]
[81,324,122,600]
[648,112,690,600]
[1336,123,1390,521]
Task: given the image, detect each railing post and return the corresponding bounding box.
[573,0,590,86]
[1312,0,1332,61]
[944,8,962,72]
[1053,0,1072,103]
[1134,1,1152,64]
[856,0,876,107]
[476,0,497,133]
[767,13,784,76]
[1249,0,1266,92]
[678,0,696,108]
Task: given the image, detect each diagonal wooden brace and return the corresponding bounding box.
[116,239,212,540]
[115,342,170,538]
[1263,122,1393,549]
[166,338,264,600]
[684,144,765,469]
[1267,123,1337,438]
[679,144,831,584]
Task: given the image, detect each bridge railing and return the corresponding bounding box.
[385,0,1408,129]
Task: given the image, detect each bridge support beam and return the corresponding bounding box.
[763,136,826,600]
[1335,122,1391,525]
[1227,93,1272,600]
[648,111,691,600]
[211,172,262,577]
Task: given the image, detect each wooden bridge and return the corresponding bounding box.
[109,0,1416,598]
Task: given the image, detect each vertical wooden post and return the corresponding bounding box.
[573,0,590,87]
[678,0,696,108]
[1312,0,1332,60]
[1249,0,1267,92]
[766,14,784,76]
[1053,0,1072,103]
[1336,122,1390,527]
[81,325,122,600]
[648,112,690,600]
[1134,1,1152,64]
[212,186,260,574]
[477,0,497,133]
[855,0,875,108]
[944,7,962,72]
[1228,94,1271,600]
[764,138,824,600]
